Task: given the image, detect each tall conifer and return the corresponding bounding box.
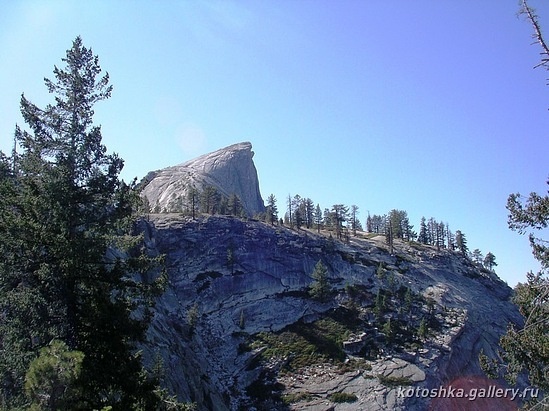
[0,37,163,409]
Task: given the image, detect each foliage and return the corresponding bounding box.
[249,315,354,371]
[377,374,414,387]
[0,37,164,409]
[381,319,394,342]
[24,340,84,410]
[417,318,428,341]
[265,194,277,225]
[491,4,549,392]
[500,272,549,391]
[329,392,358,403]
[455,230,468,257]
[281,392,312,405]
[480,180,548,398]
[309,260,331,302]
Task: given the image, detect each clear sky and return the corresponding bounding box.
[1,1,548,287]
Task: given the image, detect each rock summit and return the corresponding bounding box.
[140,142,265,216]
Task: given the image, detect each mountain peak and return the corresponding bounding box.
[140,142,264,216]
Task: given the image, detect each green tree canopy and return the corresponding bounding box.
[309,261,331,302]
[0,37,164,410]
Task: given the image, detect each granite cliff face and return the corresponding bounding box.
[140,142,265,216]
[139,214,523,411]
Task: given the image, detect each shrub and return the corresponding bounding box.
[329,392,358,403]
[377,374,414,386]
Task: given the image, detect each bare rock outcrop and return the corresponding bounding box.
[140,142,265,216]
[138,214,524,411]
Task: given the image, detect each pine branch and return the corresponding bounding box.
[521,0,549,70]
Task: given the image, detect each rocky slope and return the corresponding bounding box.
[140,142,265,216]
[138,213,523,411]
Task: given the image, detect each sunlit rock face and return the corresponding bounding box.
[139,214,523,411]
[140,142,265,216]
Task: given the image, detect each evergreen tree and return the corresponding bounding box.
[471,249,484,266]
[436,221,446,249]
[200,185,219,214]
[331,204,348,240]
[446,223,455,250]
[294,206,303,230]
[24,340,84,410]
[374,289,386,316]
[287,194,293,227]
[418,217,428,244]
[404,287,414,313]
[487,178,548,396]
[455,230,468,257]
[483,252,497,271]
[303,198,315,229]
[385,215,394,254]
[187,186,199,218]
[417,318,428,341]
[323,208,333,230]
[0,37,163,409]
[266,194,278,225]
[370,214,385,234]
[228,193,243,217]
[314,203,323,233]
[427,217,437,246]
[382,319,394,342]
[480,6,548,405]
[366,212,373,233]
[309,261,331,302]
[388,209,403,239]
[350,205,359,236]
[292,195,303,229]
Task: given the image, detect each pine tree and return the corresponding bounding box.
[370,214,385,234]
[228,193,243,216]
[350,205,359,236]
[0,37,163,409]
[385,215,394,254]
[471,249,484,266]
[366,212,372,233]
[323,208,333,230]
[292,194,303,229]
[382,319,394,342]
[187,186,199,218]
[303,198,315,229]
[201,185,219,214]
[483,252,497,271]
[309,261,330,302]
[266,194,278,225]
[24,340,84,410]
[287,194,293,227]
[418,217,428,244]
[455,230,468,257]
[436,221,446,249]
[331,204,348,240]
[479,6,548,405]
[446,223,455,250]
[314,203,322,233]
[417,318,428,341]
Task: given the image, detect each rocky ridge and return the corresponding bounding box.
[140,142,265,216]
[139,213,523,411]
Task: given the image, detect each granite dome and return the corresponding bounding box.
[140,142,265,216]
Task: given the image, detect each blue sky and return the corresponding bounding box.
[1,1,548,286]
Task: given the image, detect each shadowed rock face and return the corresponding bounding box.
[140,214,523,411]
[140,142,265,216]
